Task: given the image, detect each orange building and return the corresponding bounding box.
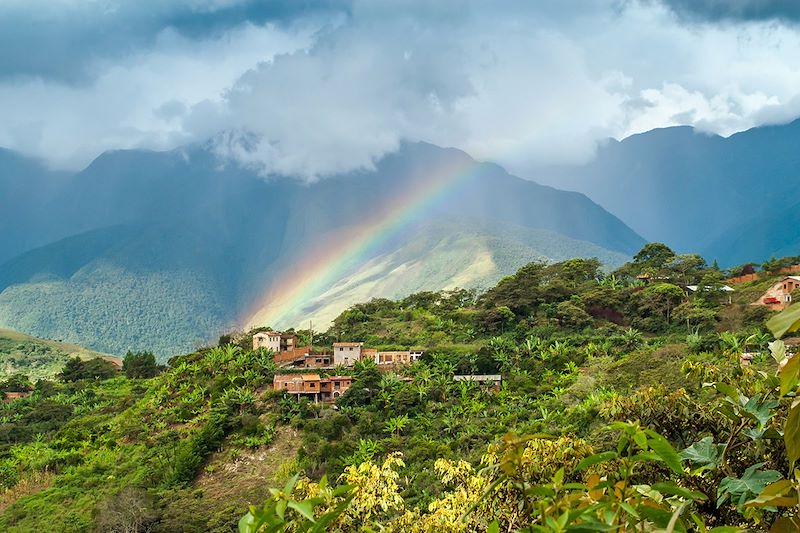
[754,276,800,310]
[273,373,353,402]
[3,391,32,403]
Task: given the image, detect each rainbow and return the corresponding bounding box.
[244,153,484,329]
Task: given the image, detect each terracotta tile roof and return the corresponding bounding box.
[273,374,303,381]
[333,342,363,347]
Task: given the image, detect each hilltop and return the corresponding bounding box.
[0,328,119,382]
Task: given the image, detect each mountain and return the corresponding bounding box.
[0,327,118,381]
[256,217,630,329]
[0,142,644,358]
[532,120,800,265]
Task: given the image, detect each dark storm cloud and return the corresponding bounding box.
[0,0,350,83]
[3,0,800,176]
[659,0,800,22]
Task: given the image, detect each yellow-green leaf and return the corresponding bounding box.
[785,404,800,464]
[767,303,800,339]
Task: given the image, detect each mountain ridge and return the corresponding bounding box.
[532,119,800,265]
[0,141,643,357]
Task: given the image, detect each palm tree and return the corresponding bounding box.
[384,415,410,438]
[621,327,644,350]
[719,331,743,357]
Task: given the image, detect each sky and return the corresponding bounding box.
[3,0,800,179]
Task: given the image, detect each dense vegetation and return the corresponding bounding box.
[2,243,800,531]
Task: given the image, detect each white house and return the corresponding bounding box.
[333,342,363,366]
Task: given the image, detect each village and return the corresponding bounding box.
[253,331,501,403]
[256,268,800,404]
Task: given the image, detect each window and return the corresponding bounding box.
[349,347,353,351]
[310,383,316,388]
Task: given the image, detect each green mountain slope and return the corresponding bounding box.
[1,142,644,358]
[0,250,792,532]
[260,218,629,329]
[0,327,118,381]
[533,120,800,264]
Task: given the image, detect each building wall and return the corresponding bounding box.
[375,351,423,365]
[334,345,361,366]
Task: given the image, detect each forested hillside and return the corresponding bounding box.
[0,142,643,358]
[534,120,800,265]
[2,244,800,531]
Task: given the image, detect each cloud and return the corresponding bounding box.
[193,0,800,179]
[0,0,349,83]
[657,0,800,23]
[4,0,800,179]
[0,22,316,169]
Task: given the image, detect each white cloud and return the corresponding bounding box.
[0,22,315,169]
[4,0,800,178]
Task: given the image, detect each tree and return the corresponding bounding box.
[123,351,160,379]
[59,357,117,382]
[641,283,685,324]
[633,243,676,268]
[555,301,593,330]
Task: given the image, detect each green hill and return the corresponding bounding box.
[251,218,629,330]
[2,246,798,532]
[0,327,119,381]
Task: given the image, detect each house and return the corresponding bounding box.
[374,350,423,366]
[253,331,298,353]
[319,376,353,401]
[686,284,735,304]
[453,374,502,390]
[274,346,312,365]
[333,342,363,366]
[754,276,800,310]
[2,391,32,403]
[302,352,333,368]
[272,373,352,402]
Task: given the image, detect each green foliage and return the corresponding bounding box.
[0,328,114,382]
[8,252,800,531]
[0,373,32,393]
[123,350,161,379]
[170,407,230,486]
[58,356,117,382]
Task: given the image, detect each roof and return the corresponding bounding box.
[333,342,363,347]
[453,374,502,381]
[786,276,800,282]
[273,374,304,381]
[301,374,321,381]
[686,285,734,292]
[328,376,353,381]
